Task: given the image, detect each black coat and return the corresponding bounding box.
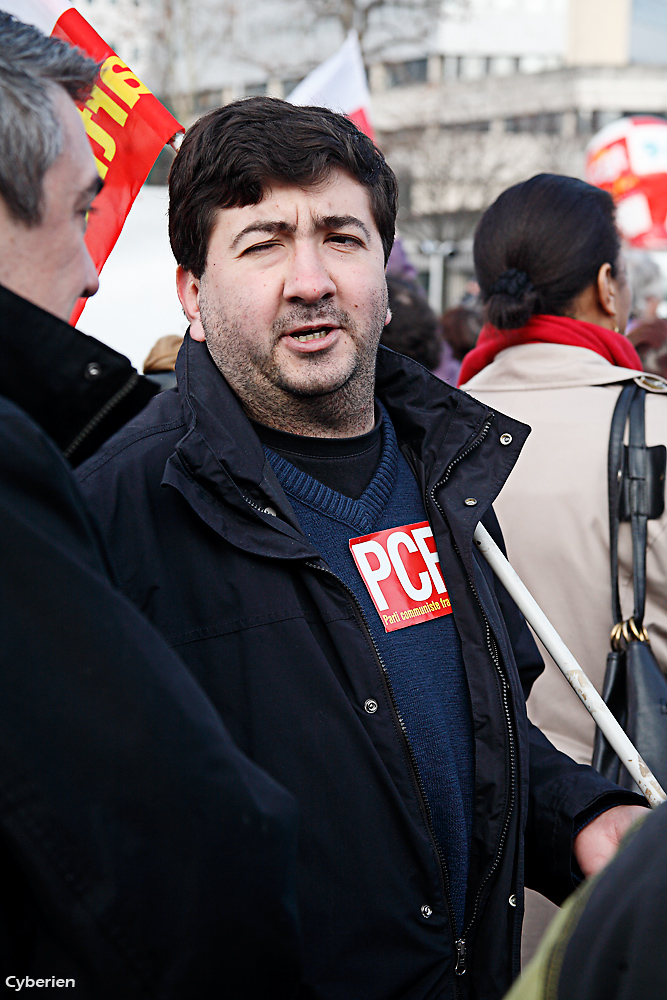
[0,288,301,998]
[504,803,667,1000]
[79,334,639,1000]
[555,804,667,1000]
[0,284,158,466]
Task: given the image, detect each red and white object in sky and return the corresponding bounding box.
[288,30,374,141]
[1,0,183,324]
[586,115,667,250]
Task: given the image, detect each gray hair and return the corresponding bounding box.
[0,12,99,225]
[628,251,666,320]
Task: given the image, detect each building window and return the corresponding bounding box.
[443,55,459,80]
[592,110,623,132]
[505,113,561,134]
[194,90,222,112]
[488,56,518,77]
[577,110,595,135]
[245,82,268,97]
[386,58,428,88]
[459,56,486,80]
[441,121,490,133]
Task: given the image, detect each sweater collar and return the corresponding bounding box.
[264,404,399,534]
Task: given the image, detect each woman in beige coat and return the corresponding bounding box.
[459,173,667,962]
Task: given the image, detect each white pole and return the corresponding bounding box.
[473,522,666,808]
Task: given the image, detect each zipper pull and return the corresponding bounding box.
[455,937,466,976]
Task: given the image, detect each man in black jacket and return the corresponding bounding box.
[79,98,645,999]
[0,15,300,997]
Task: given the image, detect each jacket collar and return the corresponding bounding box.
[376,344,492,489]
[462,341,649,392]
[168,333,530,554]
[166,335,315,560]
[0,282,157,462]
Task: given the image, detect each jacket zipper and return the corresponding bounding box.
[243,494,273,515]
[63,371,140,460]
[427,416,517,971]
[304,558,464,994]
[248,414,516,987]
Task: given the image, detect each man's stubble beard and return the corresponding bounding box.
[199,288,387,437]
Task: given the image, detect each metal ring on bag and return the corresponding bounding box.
[610,621,624,651]
[628,617,651,644]
[628,618,642,642]
[630,618,651,646]
[611,618,651,650]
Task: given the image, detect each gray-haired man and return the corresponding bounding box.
[0,14,300,998]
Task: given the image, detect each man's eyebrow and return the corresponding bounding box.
[77,176,104,204]
[231,214,372,249]
[315,215,372,242]
[231,220,297,249]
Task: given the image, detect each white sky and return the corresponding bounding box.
[77,186,188,372]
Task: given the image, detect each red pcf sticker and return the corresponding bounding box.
[349,521,453,633]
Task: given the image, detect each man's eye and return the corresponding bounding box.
[79,205,97,227]
[243,241,280,254]
[327,234,362,247]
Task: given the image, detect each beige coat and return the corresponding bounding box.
[463,342,667,765]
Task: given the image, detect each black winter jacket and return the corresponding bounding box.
[0,284,158,466]
[79,334,637,1000]
[0,289,301,998]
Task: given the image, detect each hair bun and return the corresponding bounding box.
[485,267,537,329]
[488,268,534,300]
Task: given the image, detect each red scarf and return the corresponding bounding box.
[458,314,642,386]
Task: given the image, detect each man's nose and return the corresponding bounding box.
[81,244,99,300]
[283,244,336,303]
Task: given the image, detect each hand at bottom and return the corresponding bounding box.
[573,804,648,879]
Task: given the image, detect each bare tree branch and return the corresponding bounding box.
[104,0,469,114]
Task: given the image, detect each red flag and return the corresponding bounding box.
[1,2,183,324]
[288,31,374,141]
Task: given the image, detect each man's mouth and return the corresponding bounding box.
[291,326,333,343]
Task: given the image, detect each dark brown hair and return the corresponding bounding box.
[474,173,621,330]
[169,96,398,278]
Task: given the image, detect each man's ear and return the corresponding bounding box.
[596,262,618,319]
[176,265,206,342]
[384,307,392,327]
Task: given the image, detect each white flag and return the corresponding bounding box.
[288,31,374,140]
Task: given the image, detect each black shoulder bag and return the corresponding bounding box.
[592,381,667,789]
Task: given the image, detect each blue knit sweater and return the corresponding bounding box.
[264,410,474,932]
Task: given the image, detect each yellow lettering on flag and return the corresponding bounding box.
[79,108,116,175]
[101,56,151,109]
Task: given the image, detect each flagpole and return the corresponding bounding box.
[472,522,666,808]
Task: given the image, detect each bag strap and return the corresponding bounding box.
[608,382,650,639]
[608,383,635,628]
[628,388,649,628]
